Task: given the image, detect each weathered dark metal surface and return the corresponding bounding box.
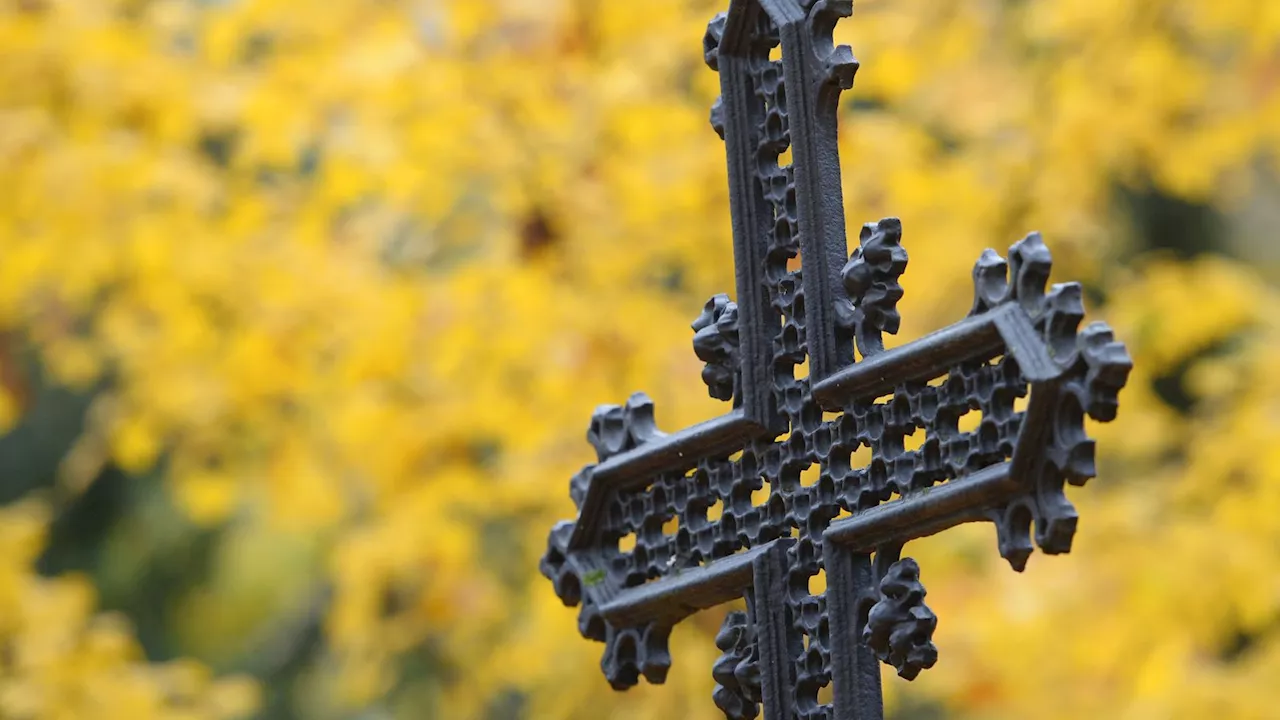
[539,1,1133,717]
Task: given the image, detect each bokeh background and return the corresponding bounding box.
[0,0,1278,718]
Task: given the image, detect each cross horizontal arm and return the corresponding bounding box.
[812,303,1060,410]
[568,409,772,551]
[823,461,1015,551]
[601,539,791,628]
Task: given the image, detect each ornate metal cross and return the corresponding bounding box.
[540,2,1132,718]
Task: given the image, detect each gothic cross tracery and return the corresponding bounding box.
[540,2,1132,718]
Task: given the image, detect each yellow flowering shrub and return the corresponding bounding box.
[0,0,1276,718]
[0,501,257,720]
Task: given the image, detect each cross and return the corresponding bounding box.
[539,2,1133,718]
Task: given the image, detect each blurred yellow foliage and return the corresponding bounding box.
[0,0,1277,718]
[0,502,258,720]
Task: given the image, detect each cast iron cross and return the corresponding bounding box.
[540,2,1133,718]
